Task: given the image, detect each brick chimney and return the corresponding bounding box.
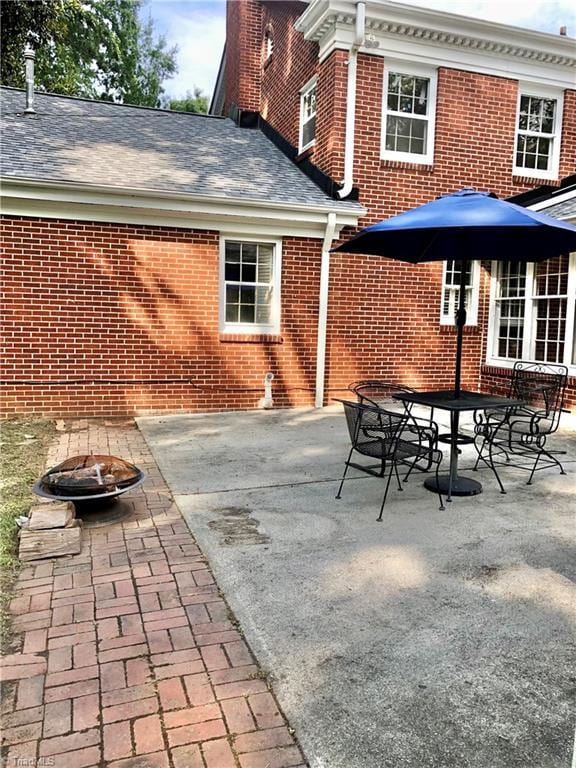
[224,0,263,117]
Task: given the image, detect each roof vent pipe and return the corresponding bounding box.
[338,2,365,199]
[24,45,36,115]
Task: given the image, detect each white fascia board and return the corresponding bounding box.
[297,0,576,88]
[1,178,363,239]
[528,188,576,210]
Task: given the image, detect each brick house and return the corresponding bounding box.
[0,89,361,416]
[213,0,576,409]
[1,0,576,416]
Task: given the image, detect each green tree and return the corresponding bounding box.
[0,0,69,85]
[0,0,178,107]
[167,87,209,114]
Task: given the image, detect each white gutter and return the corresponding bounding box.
[315,212,337,408]
[3,176,361,218]
[337,1,365,200]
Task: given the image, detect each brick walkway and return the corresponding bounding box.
[1,419,306,768]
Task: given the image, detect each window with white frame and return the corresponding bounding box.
[265,29,273,61]
[514,89,562,180]
[489,253,576,370]
[440,260,480,325]
[221,239,280,334]
[382,64,437,164]
[299,78,317,153]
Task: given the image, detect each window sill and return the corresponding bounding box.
[219,333,283,344]
[296,145,315,163]
[381,158,434,172]
[439,325,479,335]
[512,172,559,185]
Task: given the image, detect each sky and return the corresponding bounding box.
[144,0,576,102]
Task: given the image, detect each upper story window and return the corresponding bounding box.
[220,238,281,334]
[299,77,317,153]
[514,87,562,180]
[381,62,437,165]
[440,260,480,326]
[488,253,576,371]
[265,29,274,62]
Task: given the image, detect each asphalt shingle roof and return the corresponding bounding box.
[538,196,576,220]
[0,88,361,211]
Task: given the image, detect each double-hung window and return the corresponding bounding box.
[220,238,281,334]
[299,77,317,153]
[514,87,562,180]
[489,253,576,371]
[381,63,437,164]
[440,261,480,325]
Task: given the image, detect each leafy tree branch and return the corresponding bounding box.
[1,0,178,107]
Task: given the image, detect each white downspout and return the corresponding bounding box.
[315,212,337,408]
[338,1,365,199]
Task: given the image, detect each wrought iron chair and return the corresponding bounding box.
[335,399,445,520]
[473,361,568,492]
[348,380,437,470]
[348,380,416,409]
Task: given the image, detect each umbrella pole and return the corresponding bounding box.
[454,260,468,398]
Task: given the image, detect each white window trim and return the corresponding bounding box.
[381,60,437,165]
[440,261,480,326]
[486,253,576,375]
[299,76,317,154]
[219,235,282,335]
[265,29,274,61]
[512,83,564,181]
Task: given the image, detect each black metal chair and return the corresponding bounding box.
[348,380,416,409]
[335,399,445,520]
[348,380,437,471]
[473,361,568,492]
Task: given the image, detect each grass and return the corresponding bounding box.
[0,417,55,649]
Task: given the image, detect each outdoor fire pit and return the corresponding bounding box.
[34,454,146,502]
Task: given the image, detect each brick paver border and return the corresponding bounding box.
[1,419,307,768]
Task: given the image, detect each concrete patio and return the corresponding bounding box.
[138,406,576,768]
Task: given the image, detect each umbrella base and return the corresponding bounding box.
[424,474,482,497]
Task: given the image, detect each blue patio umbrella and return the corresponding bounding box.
[332,188,576,397]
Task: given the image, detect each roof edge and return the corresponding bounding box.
[0,86,225,120]
[507,174,576,208]
[1,175,365,217]
[209,44,227,116]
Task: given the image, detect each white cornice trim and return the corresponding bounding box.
[296,0,576,87]
[0,178,363,239]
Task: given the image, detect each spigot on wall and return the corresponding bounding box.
[261,372,274,409]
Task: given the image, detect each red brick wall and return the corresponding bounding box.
[4,6,576,417]
[480,365,576,413]
[342,56,576,227]
[0,217,323,416]
[260,2,316,149]
[314,50,348,181]
[2,215,573,415]
[324,255,489,398]
[223,5,576,407]
[224,0,263,115]
[560,89,576,178]
[287,51,576,407]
